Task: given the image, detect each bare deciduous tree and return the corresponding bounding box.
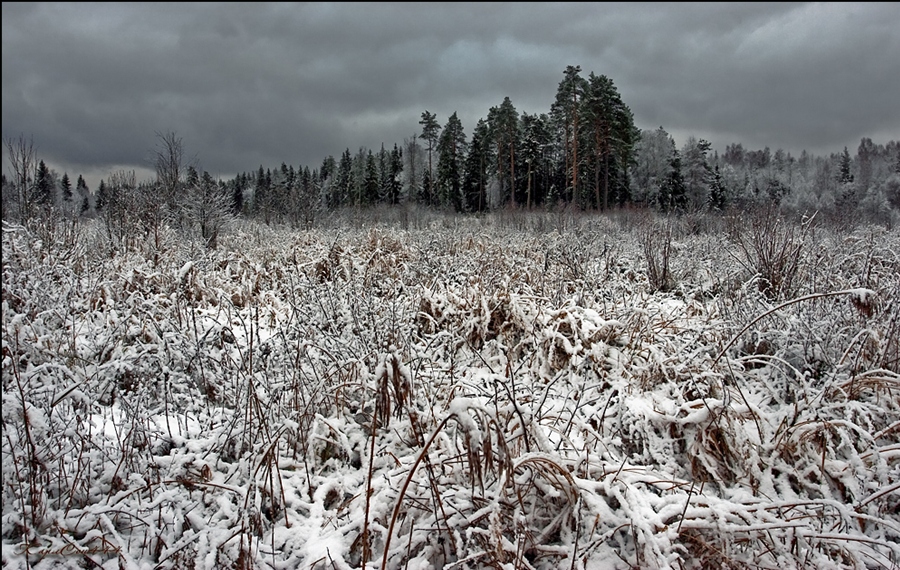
[154,131,184,207]
[146,131,191,247]
[4,134,37,220]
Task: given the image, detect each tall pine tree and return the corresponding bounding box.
[551,65,588,202]
[419,111,441,206]
[436,112,467,210]
[488,97,519,207]
[463,118,492,212]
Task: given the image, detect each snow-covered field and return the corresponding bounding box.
[2,209,898,569]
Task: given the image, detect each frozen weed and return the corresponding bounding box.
[2,212,898,570]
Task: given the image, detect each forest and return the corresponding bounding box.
[3,65,899,235]
[2,65,899,570]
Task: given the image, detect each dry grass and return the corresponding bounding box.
[2,211,899,569]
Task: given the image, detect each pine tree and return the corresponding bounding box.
[519,113,549,209]
[421,169,433,206]
[488,97,519,206]
[436,112,466,210]
[419,111,441,205]
[583,72,637,209]
[463,119,492,212]
[388,144,403,205]
[551,65,588,202]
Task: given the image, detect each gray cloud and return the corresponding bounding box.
[3,2,898,190]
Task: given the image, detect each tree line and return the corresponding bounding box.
[4,64,900,243]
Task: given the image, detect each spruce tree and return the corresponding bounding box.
[839,146,854,184]
[33,160,53,206]
[334,149,353,208]
[60,172,73,203]
[76,175,90,214]
[364,150,380,205]
[253,166,268,221]
[96,180,108,212]
[659,152,686,212]
[231,177,244,215]
[708,165,727,211]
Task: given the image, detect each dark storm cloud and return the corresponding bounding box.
[3,2,898,188]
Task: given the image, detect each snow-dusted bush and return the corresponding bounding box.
[2,212,898,570]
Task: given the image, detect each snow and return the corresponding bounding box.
[2,214,899,569]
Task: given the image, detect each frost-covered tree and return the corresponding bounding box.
[658,151,686,212]
[183,170,233,248]
[403,135,424,204]
[3,134,37,220]
[681,137,712,210]
[253,166,271,222]
[76,174,90,215]
[149,131,188,244]
[631,126,676,207]
[154,131,185,213]
[708,165,727,211]
[99,170,139,247]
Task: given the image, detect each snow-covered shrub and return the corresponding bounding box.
[2,212,898,570]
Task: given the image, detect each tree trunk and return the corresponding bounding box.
[603,151,610,210]
[527,161,533,209]
[509,142,516,207]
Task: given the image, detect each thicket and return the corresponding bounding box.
[2,208,898,569]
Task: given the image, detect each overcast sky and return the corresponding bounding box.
[3,2,899,190]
